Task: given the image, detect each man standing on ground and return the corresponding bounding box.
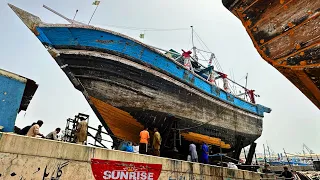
[152,128,161,156]
[139,127,150,154]
[189,143,198,162]
[26,120,44,138]
[45,128,61,140]
[76,117,88,145]
[200,142,209,164]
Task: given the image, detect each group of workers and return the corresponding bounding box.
[16,118,88,144]
[263,164,294,179]
[14,121,298,179]
[17,120,60,140]
[137,126,209,164]
[16,118,206,162]
[139,127,161,156]
[119,127,162,156]
[188,142,209,164]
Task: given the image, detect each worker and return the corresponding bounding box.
[133,143,139,153]
[200,142,209,164]
[19,122,36,135]
[75,117,88,145]
[139,127,150,154]
[152,128,161,156]
[26,120,44,138]
[119,141,133,152]
[94,125,102,145]
[262,163,273,173]
[126,142,134,152]
[189,143,198,162]
[45,128,61,140]
[280,166,293,179]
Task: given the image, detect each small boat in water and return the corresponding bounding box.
[9,4,271,156]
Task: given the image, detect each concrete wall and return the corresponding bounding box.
[270,165,314,172]
[0,133,274,179]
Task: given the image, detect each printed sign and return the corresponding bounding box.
[91,159,162,180]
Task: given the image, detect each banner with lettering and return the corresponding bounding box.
[91,159,162,180]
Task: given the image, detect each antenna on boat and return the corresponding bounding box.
[43,5,85,25]
[190,26,198,62]
[88,0,101,25]
[244,73,248,100]
[72,9,78,22]
[263,144,267,165]
[283,148,293,170]
[266,141,272,162]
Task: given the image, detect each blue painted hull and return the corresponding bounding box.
[36,26,270,116]
[0,72,25,132]
[0,69,37,132]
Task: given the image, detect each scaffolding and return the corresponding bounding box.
[62,113,114,149]
[62,113,89,143]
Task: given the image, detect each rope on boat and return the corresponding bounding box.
[194,30,223,72]
[95,24,190,32]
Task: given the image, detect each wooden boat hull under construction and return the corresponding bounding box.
[222,0,320,109]
[9,4,271,155]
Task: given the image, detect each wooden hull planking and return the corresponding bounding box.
[222,0,320,109]
[54,50,262,149]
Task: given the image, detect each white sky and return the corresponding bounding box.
[0,0,319,154]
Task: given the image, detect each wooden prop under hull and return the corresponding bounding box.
[222,0,320,109]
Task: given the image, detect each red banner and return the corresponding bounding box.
[91,159,162,180]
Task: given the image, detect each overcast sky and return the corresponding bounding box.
[1,0,319,154]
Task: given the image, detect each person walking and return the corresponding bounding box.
[152,128,161,156]
[139,127,150,154]
[189,143,198,162]
[94,125,102,145]
[26,120,44,138]
[75,118,88,145]
[45,128,61,140]
[200,142,209,164]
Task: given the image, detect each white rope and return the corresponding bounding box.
[194,30,224,72]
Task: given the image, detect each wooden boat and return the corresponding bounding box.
[9,4,271,156]
[222,0,320,109]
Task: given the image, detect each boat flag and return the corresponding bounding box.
[139,33,145,39]
[92,1,100,5]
